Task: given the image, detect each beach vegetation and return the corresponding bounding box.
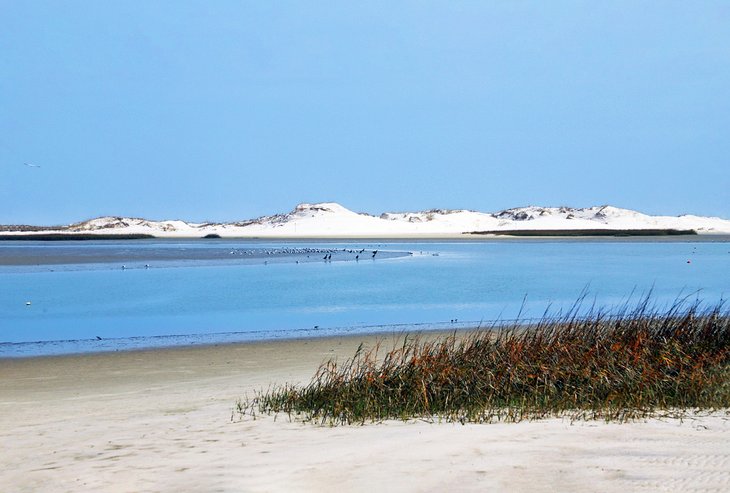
[237,297,730,425]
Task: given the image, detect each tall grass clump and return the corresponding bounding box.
[238,298,730,424]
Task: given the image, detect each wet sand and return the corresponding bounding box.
[1,334,729,492]
[0,245,410,267]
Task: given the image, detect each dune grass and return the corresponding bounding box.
[237,298,730,425]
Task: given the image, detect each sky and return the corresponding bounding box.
[1,1,729,224]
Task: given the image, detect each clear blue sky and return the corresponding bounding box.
[1,1,728,224]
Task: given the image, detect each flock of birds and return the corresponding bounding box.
[111,248,387,270]
[324,249,378,261]
[222,247,382,263]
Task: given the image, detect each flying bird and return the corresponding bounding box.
[24,162,41,168]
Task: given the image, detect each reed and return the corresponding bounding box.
[238,297,730,424]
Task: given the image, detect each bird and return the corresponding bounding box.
[24,162,41,168]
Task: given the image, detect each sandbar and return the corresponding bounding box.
[0,245,410,268]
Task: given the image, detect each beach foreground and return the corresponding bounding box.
[1,335,729,493]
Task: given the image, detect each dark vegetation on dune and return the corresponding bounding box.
[468,229,698,237]
[0,224,64,232]
[238,298,730,425]
[0,233,155,241]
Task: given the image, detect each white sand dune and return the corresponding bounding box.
[4,202,730,237]
[1,335,728,492]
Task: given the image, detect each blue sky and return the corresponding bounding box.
[1,1,728,224]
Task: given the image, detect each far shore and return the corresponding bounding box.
[2,232,730,242]
[1,333,728,492]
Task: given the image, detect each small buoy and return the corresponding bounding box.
[25,301,31,306]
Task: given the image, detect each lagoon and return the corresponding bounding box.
[1,238,728,357]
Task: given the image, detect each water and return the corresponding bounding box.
[1,238,728,357]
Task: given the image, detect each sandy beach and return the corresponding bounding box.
[1,334,729,493]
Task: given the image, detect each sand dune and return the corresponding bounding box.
[1,335,728,492]
[4,202,730,237]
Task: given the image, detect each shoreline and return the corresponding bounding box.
[0,327,464,360]
[1,333,729,492]
[2,232,730,241]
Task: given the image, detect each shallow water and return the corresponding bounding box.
[1,238,728,356]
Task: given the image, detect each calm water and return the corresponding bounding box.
[1,238,728,357]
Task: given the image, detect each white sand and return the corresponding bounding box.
[1,336,729,493]
[6,202,730,237]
